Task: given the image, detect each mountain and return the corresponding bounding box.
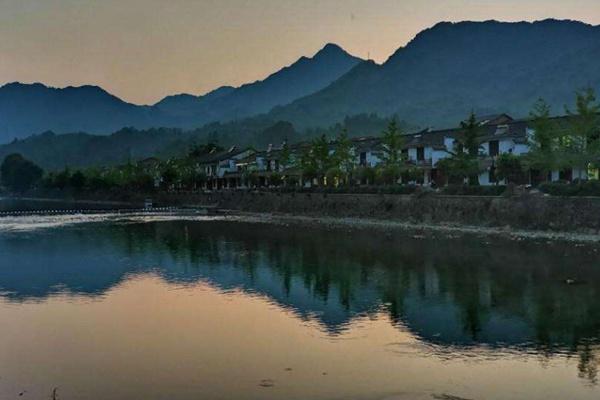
[0,129,191,171]
[270,19,600,129]
[0,115,301,170]
[0,112,398,170]
[152,43,363,126]
[0,43,362,143]
[0,83,170,140]
[154,86,235,117]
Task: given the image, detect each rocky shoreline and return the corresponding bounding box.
[224,211,600,244]
[5,193,600,243]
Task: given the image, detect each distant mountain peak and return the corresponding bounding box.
[313,42,350,58]
[271,18,600,129]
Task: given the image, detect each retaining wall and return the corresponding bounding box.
[171,191,600,234]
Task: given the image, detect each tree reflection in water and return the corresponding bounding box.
[1,219,600,383]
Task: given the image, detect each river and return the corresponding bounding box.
[0,211,599,399]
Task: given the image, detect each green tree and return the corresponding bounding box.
[461,111,482,158]
[355,166,376,185]
[438,112,482,185]
[299,146,317,185]
[279,141,291,171]
[525,98,560,181]
[461,112,482,185]
[160,163,178,190]
[380,119,405,167]
[0,154,43,193]
[269,172,283,187]
[564,87,600,180]
[70,170,87,191]
[305,134,332,185]
[332,129,354,184]
[379,120,406,185]
[55,168,72,190]
[437,154,479,185]
[496,153,525,184]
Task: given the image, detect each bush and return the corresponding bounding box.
[355,166,376,185]
[442,185,507,196]
[285,175,299,187]
[270,172,283,187]
[268,184,420,195]
[538,180,600,196]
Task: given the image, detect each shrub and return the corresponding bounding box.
[538,180,600,196]
[442,185,507,196]
[355,166,376,185]
[285,175,299,187]
[496,153,527,184]
[269,172,283,187]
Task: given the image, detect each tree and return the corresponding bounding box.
[460,112,482,185]
[0,154,43,193]
[380,119,404,167]
[461,111,482,158]
[70,170,87,191]
[378,119,406,185]
[496,153,525,184]
[302,134,332,185]
[299,146,318,185]
[525,98,560,181]
[269,172,283,187]
[53,168,72,190]
[437,154,479,185]
[564,87,600,180]
[332,129,354,184]
[438,112,482,185]
[279,141,291,171]
[355,166,376,185]
[160,163,178,190]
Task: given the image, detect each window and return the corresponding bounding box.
[489,140,499,157]
[359,152,367,166]
[417,147,425,161]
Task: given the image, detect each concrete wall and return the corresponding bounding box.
[171,191,600,234]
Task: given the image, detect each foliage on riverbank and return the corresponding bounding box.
[538,180,600,197]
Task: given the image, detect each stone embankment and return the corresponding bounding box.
[170,191,600,235]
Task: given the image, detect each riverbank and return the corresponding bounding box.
[226,212,600,243]
[182,191,600,235]
[7,190,600,240]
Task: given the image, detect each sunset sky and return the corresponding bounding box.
[1,0,599,105]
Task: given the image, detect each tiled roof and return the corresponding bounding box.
[195,146,252,164]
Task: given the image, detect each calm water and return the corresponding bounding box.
[1,214,600,400]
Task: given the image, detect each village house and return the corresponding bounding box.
[190,113,595,190]
[195,146,255,189]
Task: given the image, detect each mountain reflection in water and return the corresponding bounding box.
[1,219,600,398]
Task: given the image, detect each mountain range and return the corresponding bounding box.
[0,43,362,142]
[154,43,362,126]
[1,19,600,166]
[271,19,600,128]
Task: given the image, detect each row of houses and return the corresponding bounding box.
[190,114,588,189]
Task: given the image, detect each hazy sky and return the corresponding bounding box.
[1,0,599,105]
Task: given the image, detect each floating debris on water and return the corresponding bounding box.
[259,379,275,387]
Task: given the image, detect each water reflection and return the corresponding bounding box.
[1,219,600,391]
